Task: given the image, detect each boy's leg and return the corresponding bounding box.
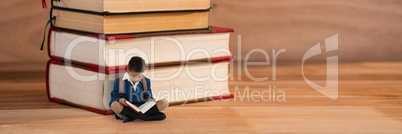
[112,101,167,122]
[139,99,168,121]
[112,101,141,123]
[111,101,124,119]
[120,106,166,121]
[156,99,169,111]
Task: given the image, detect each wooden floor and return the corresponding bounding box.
[0,62,401,133]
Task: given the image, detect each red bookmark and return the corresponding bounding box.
[42,0,47,8]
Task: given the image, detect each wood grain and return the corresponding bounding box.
[1,0,402,64]
[0,62,401,133]
[209,0,402,62]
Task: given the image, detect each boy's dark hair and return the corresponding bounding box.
[128,56,147,73]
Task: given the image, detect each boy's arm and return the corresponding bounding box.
[147,78,155,100]
[110,79,121,103]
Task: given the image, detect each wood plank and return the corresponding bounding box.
[0,107,400,133]
[0,62,401,133]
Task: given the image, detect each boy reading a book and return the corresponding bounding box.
[110,56,169,123]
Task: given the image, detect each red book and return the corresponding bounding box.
[124,100,156,114]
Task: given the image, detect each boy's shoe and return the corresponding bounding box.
[142,112,166,121]
[122,115,136,123]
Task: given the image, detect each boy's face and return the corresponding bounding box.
[127,71,143,82]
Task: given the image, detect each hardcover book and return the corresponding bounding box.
[47,27,234,68]
[124,100,155,114]
[50,0,211,13]
[46,56,234,115]
[51,7,211,34]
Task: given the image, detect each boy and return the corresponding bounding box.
[109,56,169,123]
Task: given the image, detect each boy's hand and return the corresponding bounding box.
[148,99,156,102]
[119,98,128,106]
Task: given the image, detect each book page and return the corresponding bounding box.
[138,102,156,113]
[124,101,141,112]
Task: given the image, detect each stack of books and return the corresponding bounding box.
[42,0,235,115]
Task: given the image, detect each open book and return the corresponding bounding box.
[124,100,156,114]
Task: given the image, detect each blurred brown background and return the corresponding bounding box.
[0,0,401,68]
[0,1,402,132]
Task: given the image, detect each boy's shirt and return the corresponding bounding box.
[109,73,154,108]
[122,72,140,92]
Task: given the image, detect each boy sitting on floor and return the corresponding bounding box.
[109,56,169,123]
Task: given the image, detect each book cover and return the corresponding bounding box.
[47,0,212,14]
[50,7,212,34]
[46,26,234,67]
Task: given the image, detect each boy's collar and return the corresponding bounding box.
[122,72,141,85]
[122,72,130,81]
